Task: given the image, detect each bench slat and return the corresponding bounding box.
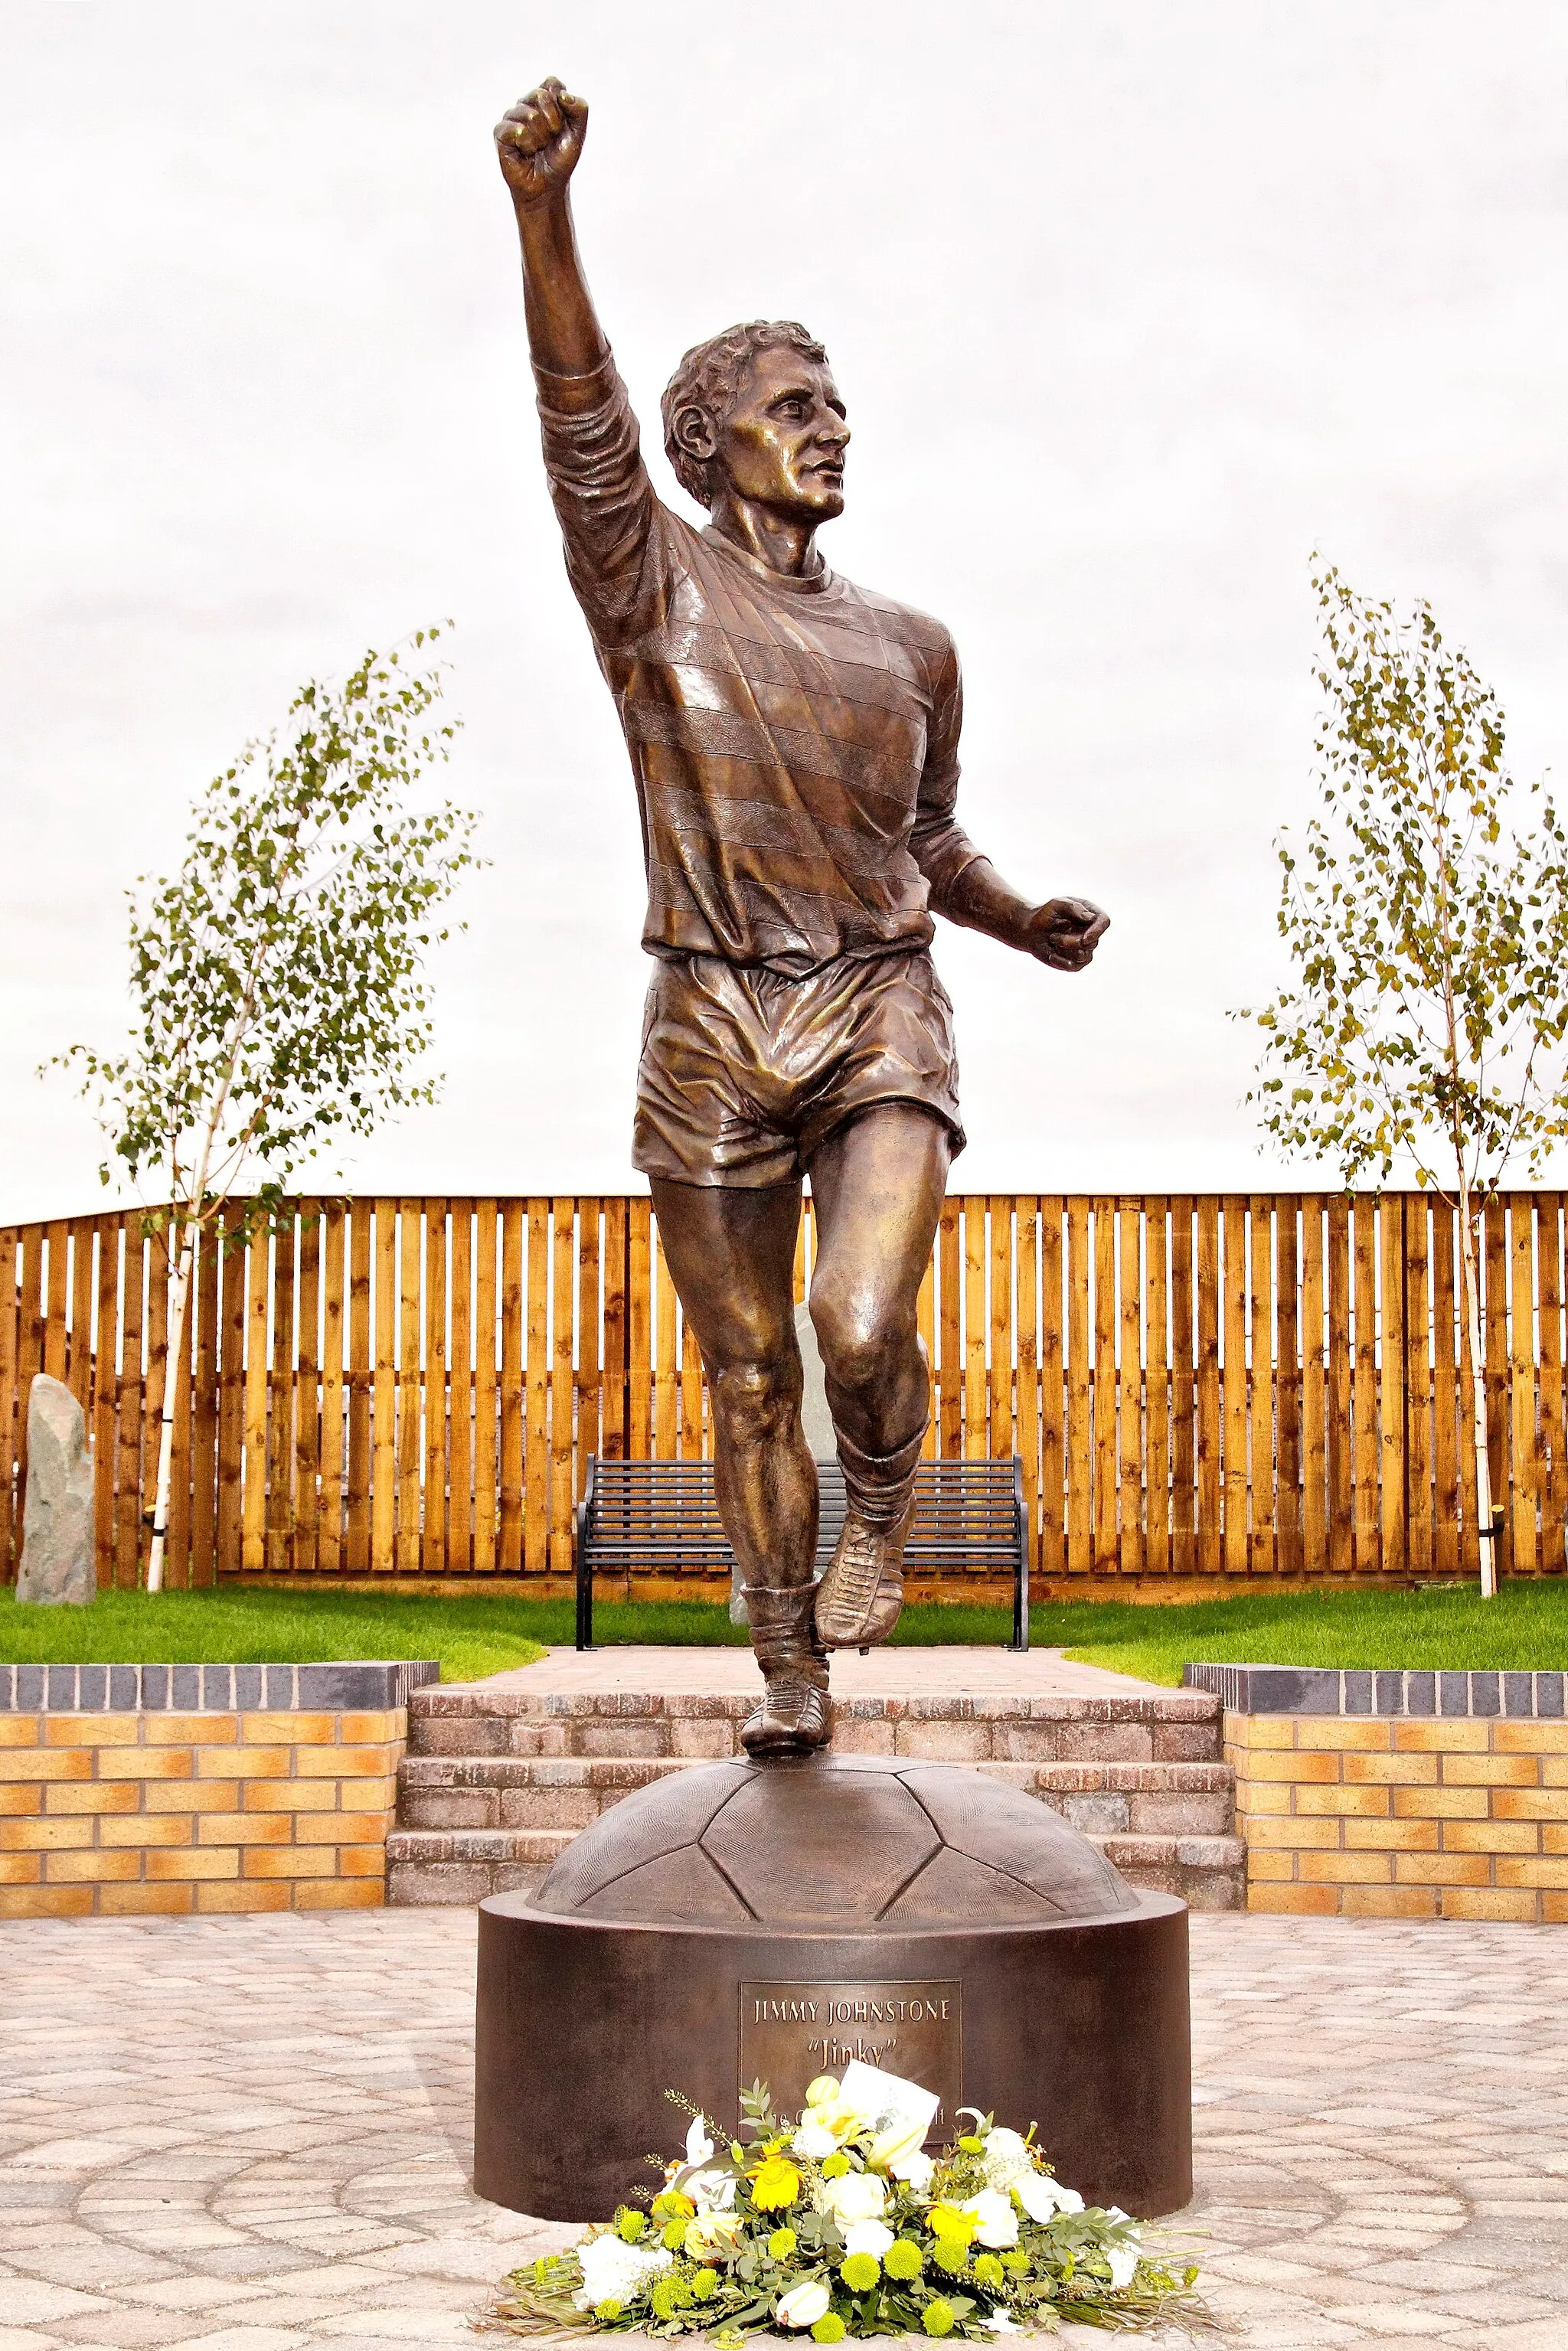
[575,1455,1028,1654]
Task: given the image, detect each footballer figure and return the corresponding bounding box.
[497,79,1108,1758]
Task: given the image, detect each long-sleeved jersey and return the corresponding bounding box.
[537,353,982,977]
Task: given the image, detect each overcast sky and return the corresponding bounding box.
[4,0,1568,1223]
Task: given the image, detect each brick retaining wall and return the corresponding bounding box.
[0,1663,429,1917]
[1223,1707,1568,1922]
[0,1709,407,1918]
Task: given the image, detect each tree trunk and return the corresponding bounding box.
[145,1220,194,1595]
[1455,1189,1498,1598]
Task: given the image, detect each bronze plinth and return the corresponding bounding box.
[473,1757,1191,2222]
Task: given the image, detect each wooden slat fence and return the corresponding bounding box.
[2,1195,1563,1590]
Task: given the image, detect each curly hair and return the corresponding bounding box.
[660,319,829,508]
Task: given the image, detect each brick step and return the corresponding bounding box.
[386,1825,573,1907]
[385,1820,1244,1914]
[1103,1833,1246,1912]
[397,1754,1235,1838]
[399,1755,700,1830]
[406,1685,1224,1767]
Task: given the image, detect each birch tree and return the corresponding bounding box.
[1243,567,1568,1595]
[53,630,478,1592]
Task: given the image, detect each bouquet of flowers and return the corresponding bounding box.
[485,2062,1201,2339]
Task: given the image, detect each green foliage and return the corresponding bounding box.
[51,629,478,1237]
[1243,567,1568,1193]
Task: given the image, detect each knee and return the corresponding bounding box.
[710,1355,802,1448]
[811,1288,911,1399]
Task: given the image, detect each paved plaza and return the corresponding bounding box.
[459,1647,1165,1700]
[1,1911,1565,2351]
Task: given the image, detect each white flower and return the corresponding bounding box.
[867,2118,929,2171]
[684,2209,744,2264]
[961,2190,1019,2249]
[977,2127,1034,2192]
[833,2062,940,2173]
[889,2147,935,2192]
[978,2313,1021,2334]
[776,2279,832,2329]
[842,2218,895,2258]
[1014,2172,1083,2222]
[792,2117,839,2160]
[573,2232,672,2311]
[685,2114,716,2168]
[818,2169,887,2224]
[688,2168,738,2214]
[1106,2243,1139,2291]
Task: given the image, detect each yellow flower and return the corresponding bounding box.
[750,2155,803,2211]
[928,2206,978,2247]
[653,2191,695,2221]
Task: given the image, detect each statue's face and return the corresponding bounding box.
[710,348,849,521]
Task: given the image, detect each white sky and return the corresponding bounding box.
[4,0,1568,1223]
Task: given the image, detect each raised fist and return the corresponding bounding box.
[495,77,588,206]
[1024,896,1110,972]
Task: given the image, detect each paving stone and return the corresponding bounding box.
[47,2312,220,2346]
[307,2316,477,2340]
[5,2245,181,2289]
[173,2332,313,2351]
[0,2287,116,2326]
[115,2280,272,2314]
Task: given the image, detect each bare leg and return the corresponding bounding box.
[805,1105,952,1644]
[806,1104,951,1455]
[650,1177,827,1755]
[649,1176,816,1590]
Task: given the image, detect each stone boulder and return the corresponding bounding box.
[16,1374,95,1605]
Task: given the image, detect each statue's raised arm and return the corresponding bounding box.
[496,79,661,651]
[495,79,605,383]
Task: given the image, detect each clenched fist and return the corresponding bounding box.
[1024,896,1110,972]
[495,77,588,207]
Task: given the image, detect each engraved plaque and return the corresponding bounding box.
[739,1980,962,2138]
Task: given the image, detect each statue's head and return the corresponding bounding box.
[662,321,848,524]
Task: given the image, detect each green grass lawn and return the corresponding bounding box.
[0,1585,547,1686]
[1036,1580,1568,1685]
[4,1579,1568,1687]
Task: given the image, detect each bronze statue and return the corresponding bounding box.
[497,80,1108,1760]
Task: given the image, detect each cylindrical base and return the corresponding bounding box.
[475,1892,1191,2221]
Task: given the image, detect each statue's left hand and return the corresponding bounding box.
[1024,896,1110,971]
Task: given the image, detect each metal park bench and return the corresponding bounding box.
[574,1455,1029,1653]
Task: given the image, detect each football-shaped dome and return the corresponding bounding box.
[531,1752,1135,1929]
